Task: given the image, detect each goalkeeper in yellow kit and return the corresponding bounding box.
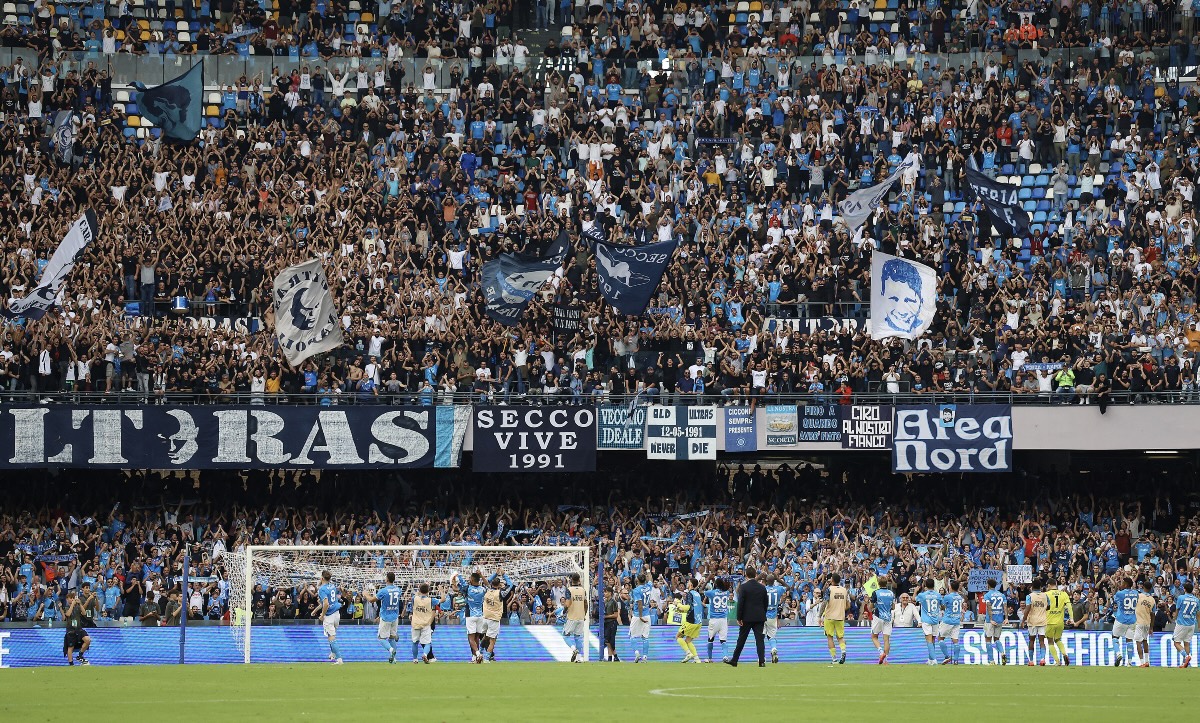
[669,591,703,663]
[1045,581,1076,665]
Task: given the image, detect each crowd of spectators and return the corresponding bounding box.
[1,462,1198,632]
[0,1,1200,406]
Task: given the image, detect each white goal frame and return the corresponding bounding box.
[237,545,592,663]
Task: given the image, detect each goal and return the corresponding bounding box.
[222,545,591,663]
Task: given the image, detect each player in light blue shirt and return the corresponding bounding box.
[765,576,787,663]
[915,578,943,665]
[704,579,731,662]
[982,578,1010,665]
[317,570,344,664]
[939,580,965,665]
[365,571,403,663]
[1173,581,1198,668]
[630,574,654,662]
[1112,578,1139,667]
[454,570,491,662]
[868,575,896,664]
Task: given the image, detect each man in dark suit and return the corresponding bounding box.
[726,566,768,667]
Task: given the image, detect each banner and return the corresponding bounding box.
[272,259,343,366]
[53,110,75,163]
[892,404,1014,473]
[135,62,203,142]
[967,568,1004,592]
[775,317,861,335]
[869,250,938,341]
[838,152,920,232]
[551,305,582,334]
[481,253,558,326]
[798,404,841,443]
[472,406,597,472]
[764,404,798,446]
[0,405,469,469]
[724,407,757,452]
[1006,565,1033,584]
[645,406,718,460]
[594,237,678,317]
[1,626,1194,668]
[596,405,646,450]
[1,210,98,320]
[840,405,894,449]
[964,166,1032,239]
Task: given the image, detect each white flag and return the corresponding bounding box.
[272,258,344,366]
[869,250,938,341]
[1,210,98,320]
[838,152,921,233]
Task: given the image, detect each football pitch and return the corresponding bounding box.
[3,663,1198,722]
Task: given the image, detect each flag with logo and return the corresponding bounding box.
[594,237,678,317]
[963,166,1032,239]
[272,258,343,366]
[869,250,938,341]
[482,253,559,326]
[53,110,75,164]
[838,152,921,232]
[1,210,99,320]
[135,62,204,142]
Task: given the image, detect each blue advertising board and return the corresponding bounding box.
[0,626,1194,668]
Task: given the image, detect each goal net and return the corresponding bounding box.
[222,545,591,663]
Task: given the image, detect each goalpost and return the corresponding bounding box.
[223,545,591,664]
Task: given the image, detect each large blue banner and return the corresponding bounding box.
[1,626,1194,668]
[724,407,757,452]
[594,238,678,317]
[0,405,469,469]
[597,404,646,450]
[892,404,1013,473]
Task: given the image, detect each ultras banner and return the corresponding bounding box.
[0,405,470,469]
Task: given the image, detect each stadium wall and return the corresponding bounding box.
[1,626,1194,668]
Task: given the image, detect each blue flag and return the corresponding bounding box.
[594,237,678,317]
[136,62,204,142]
[963,166,1031,239]
[482,253,559,326]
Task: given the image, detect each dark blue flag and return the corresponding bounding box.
[135,62,204,142]
[582,223,607,249]
[482,254,559,326]
[545,229,571,264]
[594,237,678,317]
[963,166,1031,239]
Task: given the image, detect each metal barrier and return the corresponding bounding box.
[0,389,1192,406]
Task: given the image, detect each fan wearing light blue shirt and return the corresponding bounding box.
[915,578,943,665]
[982,578,1010,665]
[1173,581,1199,668]
[317,570,344,665]
[365,571,403,664]
[868,575,896,664]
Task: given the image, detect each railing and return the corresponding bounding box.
[0,389,1192,406]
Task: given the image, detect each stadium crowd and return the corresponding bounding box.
[1,463,1197,634]
[1,0,1200,407]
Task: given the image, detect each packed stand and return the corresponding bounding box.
[1,462,1198,632]
[0,2,1199,405]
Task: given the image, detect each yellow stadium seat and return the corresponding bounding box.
[127,115,140,127]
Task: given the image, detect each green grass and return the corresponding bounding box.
[3,662,1198,722]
